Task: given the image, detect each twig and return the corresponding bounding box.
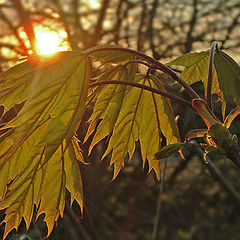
[191,142,240,205]
[32,221,43,240]
[86,200,133,240]
[63,215,79,240]
[148,0,159,59]
[83,202,100,240]
[167,155,192,188]
[137,0,147,51]
[184,0,198,53]
[152,158,167,240]
[65,203,92,240]
[85,47,200,99]
[89,80,193,108]
[124,59,157,69]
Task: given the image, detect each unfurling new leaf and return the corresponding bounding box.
[166,49,240,109]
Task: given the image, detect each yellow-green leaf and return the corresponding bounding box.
[214,51,240,106]
[154,143,186,160]
[89,74,179,179]
[224,106,240,129]
[0,52,89,239]
[166,51,219,94]
[87,45,135,64]
[85,63,137,149]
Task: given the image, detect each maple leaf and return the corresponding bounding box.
[87,45,135,64]
[85,63,137,146]
[166,50,219,94]
[0,44,240,239]
[214,50,240,106]
[0,52,89,238]
[1,42,240,240]
[86,70,179,179]
[166,49,240,118]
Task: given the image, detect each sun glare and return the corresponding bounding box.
[34,24,71,56]
[86,0,100,9]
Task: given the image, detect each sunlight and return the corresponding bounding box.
[86,0,100,9]
[34,24,71,56]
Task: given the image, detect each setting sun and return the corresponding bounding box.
[34,24,71,56]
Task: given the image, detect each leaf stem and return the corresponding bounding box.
[89,80,193,108]
[85,47,200,99]
[206,41,218,110]
[124,59,157,69]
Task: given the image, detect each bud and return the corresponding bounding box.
[192,98,220,128]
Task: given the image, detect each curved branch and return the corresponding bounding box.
[89,80,193,108]
[124,59,157,69]
[85,47,200,99]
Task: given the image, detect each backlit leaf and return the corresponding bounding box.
[166,51,219,94]
[154,143,186,160]
[224,106,240,129]
[214,51,240,106]
[87,45,135,64]
[185,129,207,142]
[85,63,137,152]
[87,73,179,179]
[0,52,89,238]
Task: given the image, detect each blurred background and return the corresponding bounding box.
[0,0,240,239]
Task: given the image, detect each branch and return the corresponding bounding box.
[206,41,218,110]
[0,9,28,55]
[71,0,84,49]
[184,0,198,53]
[86,199,133,240]
[94,0,110,39]
[137,0,147,51]
[10,0,36,50]
[123,5,130,46]
[51,0,73,49]
[221,12,240,49]
[89,80,193,108]
[113,0,124,43]
[86,47,200,99]
[191,142,240,205]
[152,158,167,240]
[83,202,100,240]
[65,203,92,240]
[147,0,159,59]
[123,59,157,69]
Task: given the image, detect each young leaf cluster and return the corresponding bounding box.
[156,43,240,163]
[0,47,180,238]
[0,43,240,239]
